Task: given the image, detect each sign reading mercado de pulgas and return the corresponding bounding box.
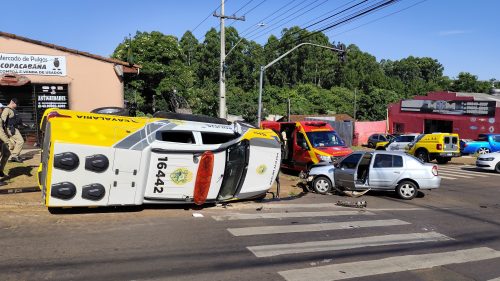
[0,52,66,76]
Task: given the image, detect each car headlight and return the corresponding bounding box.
[479,157,494,161]
[319,155,331,162]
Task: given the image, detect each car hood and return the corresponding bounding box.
[314,146,353,156]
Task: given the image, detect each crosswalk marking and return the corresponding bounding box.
[248,232,451,257]
[439,175,458,180]
[438,168,489,177]
[212,210,374,221]
[436,165,500,180]
[227,219,410,236]
[278,247,500,281]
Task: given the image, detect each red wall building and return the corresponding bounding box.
[388,91,500,140]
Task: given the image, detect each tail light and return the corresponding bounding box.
[432,165,438,176]
[47,111,71,121]
[463,142,468,147]
[193,151,214,205]
[436,144,442,150]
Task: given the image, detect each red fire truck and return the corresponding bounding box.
[261,121,352,171]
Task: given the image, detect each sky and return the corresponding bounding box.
[1,0,498,81]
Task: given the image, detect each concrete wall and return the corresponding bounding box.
[353,120,387,146]
[0,36,123,111]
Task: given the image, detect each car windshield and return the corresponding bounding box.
[306,131,345,147]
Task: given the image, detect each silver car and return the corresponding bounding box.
[306,151,441,200]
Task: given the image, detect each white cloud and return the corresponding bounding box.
[438,30,472,36]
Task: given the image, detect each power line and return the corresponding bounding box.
[228,0,265,27]
[311,0,390,32]
[298,0,399,43]
[327,0,428,37]
[274,0,373,45]
[248,0,330,41]
[232,0,254,15]
[191,1,226,33]
[244,0,319,39]
[238,0,299,36]
[304,0,370,30]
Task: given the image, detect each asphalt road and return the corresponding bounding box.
[1,164,500,281]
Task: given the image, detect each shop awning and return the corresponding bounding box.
[0,73,30,86]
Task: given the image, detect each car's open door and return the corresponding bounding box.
[334,153,363,190]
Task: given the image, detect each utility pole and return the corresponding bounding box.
[353,88,357,121]
[213,0,245,119]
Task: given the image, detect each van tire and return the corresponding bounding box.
[415,149,429,162]
[153,111,229,125]
[312,176,332,195]
[396,180,418,200]
[91,107,129,116]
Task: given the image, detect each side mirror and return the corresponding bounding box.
[300,141,309,150]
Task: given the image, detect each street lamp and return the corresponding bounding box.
[257,42,346,127]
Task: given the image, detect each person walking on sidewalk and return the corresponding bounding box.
[0,104,11,185]
[1,98,24,163]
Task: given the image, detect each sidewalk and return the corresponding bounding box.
[0,149,41,192]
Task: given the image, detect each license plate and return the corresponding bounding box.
[446,153,452,156]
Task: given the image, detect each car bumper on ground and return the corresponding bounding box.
[476,160,496,171]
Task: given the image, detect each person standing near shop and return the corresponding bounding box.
[0,103,11,185]
[1,98,24,163]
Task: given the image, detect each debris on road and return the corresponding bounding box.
[343,189,371,198]
[336,200,367,208]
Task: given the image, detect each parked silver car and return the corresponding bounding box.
[305,151,441,200]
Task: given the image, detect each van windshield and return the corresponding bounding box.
[306,131,345,147]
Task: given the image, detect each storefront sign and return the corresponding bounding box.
[35,84,69,110]
[0,53,66,76]
[401,99,496,117]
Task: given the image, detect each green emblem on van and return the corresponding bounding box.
[256,164,267,175]
[170,168,193,185]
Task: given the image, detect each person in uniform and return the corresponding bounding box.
[0,103,11,185]
[1,98,24,163]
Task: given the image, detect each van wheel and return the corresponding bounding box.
[153,111,229,125]
[312,176,332,195]
[436,157,450,164]
[477,147,490,154]
[396,181,418,200]
[416,149,429,162]
[91,107,129,116]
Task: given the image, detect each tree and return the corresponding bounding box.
[113,31,193,114]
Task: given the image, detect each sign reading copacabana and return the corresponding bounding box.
[0,53,66,76]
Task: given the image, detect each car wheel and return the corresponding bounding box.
[495,162,500,173]
[312,176,332,195]
[416,149,429,162]
[436,157,450,164]
[477,147,490,154]
[396,181,418,200]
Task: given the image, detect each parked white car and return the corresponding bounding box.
[305,151,441,200]
[476,152,500,173]
[377,134,420,151]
